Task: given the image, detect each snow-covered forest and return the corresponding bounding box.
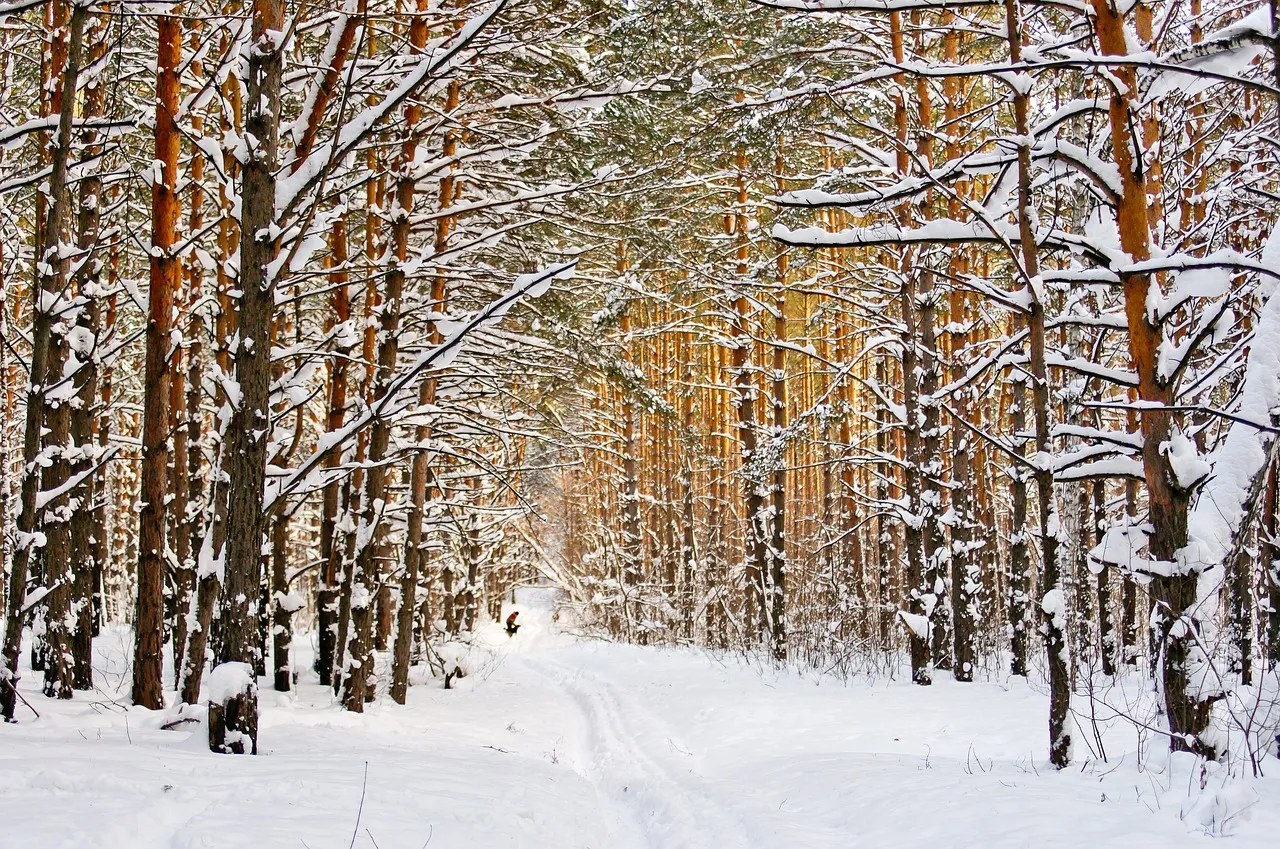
[2,0,1280,845]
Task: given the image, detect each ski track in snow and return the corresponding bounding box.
[3,597,1280,849]
[526,655,755,849]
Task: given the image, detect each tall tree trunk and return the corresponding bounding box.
[1008,375,1031,677]
[619,247,643,612]
[134,9,183,710]
[900,264,930,686]
[920,265,949,673]
[706,353,727,649]
[2,0,86,718]
[1121,425,1140,665]
[1095,480,1116,676]
[339,307,403,706]
[837,326,862,644]
[680,331,698,641]
[390,384,434,706]
[179,50,241,707]
[316,220,351,686]
[1068,470,1091,675]
[889,10,930,685]
[463,493,481,634]
[92,283,118,638]
[333,458,363,691]
[340,56,424,708]
[768,167,788,661]
[37,7,84,699]
[941,17,976,683]
[171,40,205,685]
[731,140,768,646]
[212,0,285,753]
[390,57,456,702]
[270,507,291,692]
[334,116,383,695]
[911,33,949,674]
[1007,0,1068,766]
[1091,0,1210,757]
[69,23,109,690]
[15,9,61,663]
[874,356,898,651]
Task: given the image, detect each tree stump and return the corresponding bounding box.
[207,662,258,754]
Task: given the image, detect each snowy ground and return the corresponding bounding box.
[2,598,1278,848]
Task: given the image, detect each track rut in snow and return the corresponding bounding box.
[529,656,755,849]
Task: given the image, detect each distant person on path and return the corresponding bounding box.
[505,611,520,637]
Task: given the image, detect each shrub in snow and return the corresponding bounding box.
[431,638,500,690]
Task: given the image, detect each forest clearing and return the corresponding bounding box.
[2,0,1280,844]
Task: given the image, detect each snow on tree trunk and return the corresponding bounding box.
[214,0,285,752]
[134,8,182,712]
[207,662,258,755]
[1176,228,1280,743]
[1,0,86,719]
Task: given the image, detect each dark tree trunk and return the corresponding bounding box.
[920,269,949,674]
[1002,0,1069,766]
[179,24,241,705]
[875,357,898,651]
[680,334,698,641]
[332,470,360,693]
[211,0,284,753]
[1095,481,1117,677]
[1030,299,1070,769]
[35,0,87,702]
[620,249,643,604]
[91,286,117,639]
[887,11,930,686]
[2,1,86,719]
[389,44,451,699]
[68,23,108,690]
[463,514,481,634]
[171,59,205,685]
[1122,475,1140,665]
[391,390,434,705]
[271,507,292,692]
[768,227,788,662]
[948,318,976,682]
[911,52,949,674]
[316,221,351,686]
[940,14,976,684]
[729,147,769,647]
[175,229,206,686]
[39,203,75,701]
[901,265,930,687]
[340,154,415,709]
[1007,373,1031,678]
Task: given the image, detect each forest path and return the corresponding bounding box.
[2,612,1277,848]
[518,651,759,849]
[500,627,1276,849]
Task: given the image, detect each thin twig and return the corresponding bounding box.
[1,678,39,719]
[349,761,369,849]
